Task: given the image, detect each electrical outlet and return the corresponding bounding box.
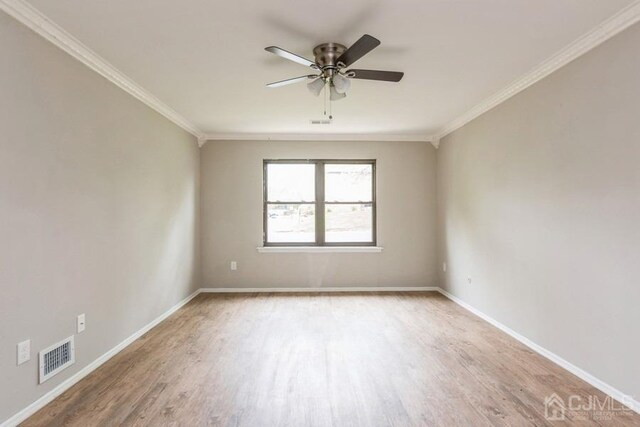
[230,261,237,271]
[77,313,86,333]
[443,262,447,272]
[17,339,30,365]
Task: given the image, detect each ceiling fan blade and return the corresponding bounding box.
[336,34,381,67]
[346,69,404,82]
[266,75,317,88]
[265,46,317,68]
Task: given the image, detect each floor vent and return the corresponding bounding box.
[39,336,75,384]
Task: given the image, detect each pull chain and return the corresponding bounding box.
[323,81,327,117]
[321,80,334,121]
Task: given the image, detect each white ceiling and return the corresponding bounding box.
[23,0,636,138]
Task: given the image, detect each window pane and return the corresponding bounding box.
[267,163,315,202]
[267,204,315,243]
[325,164,372,202]
[325,204,373,243]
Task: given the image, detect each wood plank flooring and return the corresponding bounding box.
[23,292,639,426]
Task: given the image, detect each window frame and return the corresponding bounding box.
[263,159,377,247]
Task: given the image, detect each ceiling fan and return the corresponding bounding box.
[265,34,404,103]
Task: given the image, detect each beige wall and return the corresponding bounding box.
[0,12,200,422]
[437,23,640,399]
[201,140,438,289]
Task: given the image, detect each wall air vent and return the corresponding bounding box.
[310,119,331,125]
[39,336,75,383]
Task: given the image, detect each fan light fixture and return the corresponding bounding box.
[332,73,350,94]
[330,85,346,101]
[307,78,325,96]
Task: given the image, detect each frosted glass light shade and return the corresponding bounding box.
[330,85,346,101]
[307,78,325,96]
[332,73,351,94]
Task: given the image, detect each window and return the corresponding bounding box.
[263,160,376,246]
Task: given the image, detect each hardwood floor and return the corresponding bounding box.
[24,292,639,426]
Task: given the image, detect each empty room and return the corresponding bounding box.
[1,0,639,425]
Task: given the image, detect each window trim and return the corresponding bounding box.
[263,159,377,247]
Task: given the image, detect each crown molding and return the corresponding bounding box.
[435,0,640,142]
[201,132,436,146]
[0,0,204,140]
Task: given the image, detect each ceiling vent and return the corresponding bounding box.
[310,119,331,125]
[39,336,75,383]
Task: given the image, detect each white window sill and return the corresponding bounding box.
[257,246,384,253]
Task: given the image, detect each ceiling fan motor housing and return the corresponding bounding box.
[313,43,347,78]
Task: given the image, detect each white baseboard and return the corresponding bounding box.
[0,289,201,427]
[436,287,639,414]
[200,286,440,293]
